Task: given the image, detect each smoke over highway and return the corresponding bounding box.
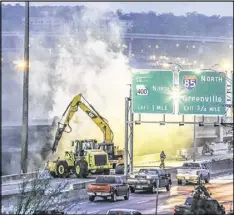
[3,5,193,173]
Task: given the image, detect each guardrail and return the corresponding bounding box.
[206,157,233,175]
[2,179,95,208]
[1,170,44,184]
[2,179,95,197]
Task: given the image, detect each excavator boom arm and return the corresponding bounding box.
[51,94,113,153]
[51,94,82,153]
[78,102,113,143]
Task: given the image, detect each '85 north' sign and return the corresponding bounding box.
[179,71,226,115]
[183,75,197,90]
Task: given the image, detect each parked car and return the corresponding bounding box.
[106,209,142,215]
[87,175,129,202]
[176,161,210,185]
[127,168,171,193]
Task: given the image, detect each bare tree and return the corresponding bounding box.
[2,171,82,215]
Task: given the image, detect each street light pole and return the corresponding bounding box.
[21,1,30,173]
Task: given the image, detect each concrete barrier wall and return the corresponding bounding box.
[206,158,233,175]
[195,143,228,154]
[213,142,229,151]
[135,144,229,165]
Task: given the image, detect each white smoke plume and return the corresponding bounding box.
[11,5,193,170]
[19,6,130,163]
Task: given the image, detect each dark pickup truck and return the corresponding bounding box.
[127,168,171,193]
[173,196,193,215]
[87,175,129,202]
[174,197,226,215]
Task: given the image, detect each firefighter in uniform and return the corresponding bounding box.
[159,151,166,169]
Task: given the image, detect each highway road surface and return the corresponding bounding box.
[65,173,233,215]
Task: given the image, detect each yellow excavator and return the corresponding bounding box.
[46,94,124,177]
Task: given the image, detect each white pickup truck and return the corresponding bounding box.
[176,161,210,185]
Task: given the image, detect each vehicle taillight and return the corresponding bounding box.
[109,185,114,192]
[106,185,111,192]
[173,207,176,213]
[87,185,92,191]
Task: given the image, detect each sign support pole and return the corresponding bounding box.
[129,86,134,174]
[193,115,197,161]
[124,97,130,176]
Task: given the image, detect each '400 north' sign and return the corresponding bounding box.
[132,70,174,114]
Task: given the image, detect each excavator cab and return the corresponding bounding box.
[98,142,115,159]
[114,146,124,157]
[72,139,98,156]
[98,143,124,169]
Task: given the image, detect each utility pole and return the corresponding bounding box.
[21,1,30,173]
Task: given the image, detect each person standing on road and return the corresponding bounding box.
[160,151,166,169]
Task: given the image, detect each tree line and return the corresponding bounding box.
[2,4,233,37]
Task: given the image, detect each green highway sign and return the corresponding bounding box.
[132,70,174,114]
[178,71,226,115]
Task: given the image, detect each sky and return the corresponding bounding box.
[6,2,233,17]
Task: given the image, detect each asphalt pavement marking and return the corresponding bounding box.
[78,201,89,205]
[137,200,150,204]
[87,210,100,214]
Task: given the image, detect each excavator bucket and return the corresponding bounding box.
[52,125,66,153]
